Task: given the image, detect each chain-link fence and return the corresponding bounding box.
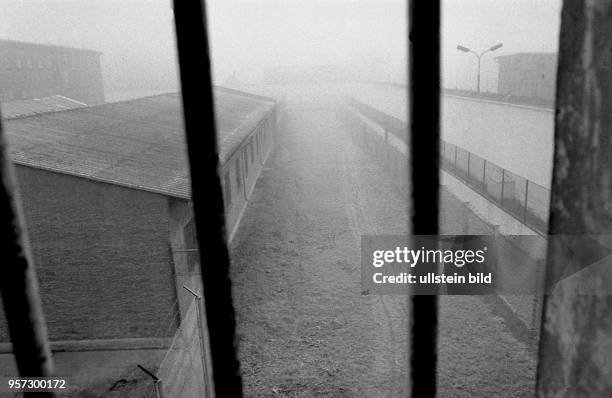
[441,141,550,234]
[347,95,551,235]
[134,297,212,398]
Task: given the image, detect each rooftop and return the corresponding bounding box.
[1,95,87,119]
[494,52,557,61]
[4,87,275,199]
[0,39,102,55]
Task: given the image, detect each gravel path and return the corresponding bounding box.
[229,103,535,397]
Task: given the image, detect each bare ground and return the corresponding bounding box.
[229,105,535,397]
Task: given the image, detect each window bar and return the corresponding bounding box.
[409,0,440,397]
[0,108,55,393]
[172,0,243,396]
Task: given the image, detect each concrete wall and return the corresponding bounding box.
[0,41,104,104]
[497,53,557,100]
[348,84,554,188]
[0,166,178,342]
[441,95,553,188]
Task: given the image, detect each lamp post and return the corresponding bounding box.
[456,43,503,92]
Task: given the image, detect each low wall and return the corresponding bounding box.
[347,83,554,188]
[442,94,554,188]
[341,100,547,344]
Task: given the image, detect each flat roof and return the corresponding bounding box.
[0,39,102,55]
[4,87,275,199]
[495,52,557,61]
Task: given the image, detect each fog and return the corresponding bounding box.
[0,1,570,395]
[1,0,561,96]
[443,0,561,91]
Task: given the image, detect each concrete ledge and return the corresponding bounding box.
[440,169,541,236]
[0,337,172,353]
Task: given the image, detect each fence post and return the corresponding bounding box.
[384,129,389,170]
[467,152,471,182]
[482,159,487,193]
[241,152,248,200]
[523,180,530,223]
[500,169,505,205]
[137,364,163,398]
[183,285,214,398]
[453,145,457,171]
[155,380,165,398]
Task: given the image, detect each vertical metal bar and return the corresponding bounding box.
[172,0,242,396]
[0,108,55,392]
[409,0,439,396]
[453,144,457,171]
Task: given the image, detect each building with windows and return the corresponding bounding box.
[0,86,275,389]
[495,52,557,100]
[0,39,104,104]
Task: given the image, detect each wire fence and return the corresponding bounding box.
[150,298,211,398]
[346,95,550,235]
[440,141,550,234]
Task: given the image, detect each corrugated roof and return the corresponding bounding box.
[2,95,87,119]
[4,87,275,199]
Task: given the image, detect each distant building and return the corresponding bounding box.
[0,40,104,104]
[0,95,86,118]
[495,53,557,100]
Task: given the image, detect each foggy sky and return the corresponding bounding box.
[1,0,562,94]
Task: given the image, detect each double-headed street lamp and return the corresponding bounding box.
[456,43,503,92]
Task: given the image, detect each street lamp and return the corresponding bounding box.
[456,43,503,92]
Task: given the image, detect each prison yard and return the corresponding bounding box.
[3,0,612,395]
[228,85,536,397]
[0,82,542,397]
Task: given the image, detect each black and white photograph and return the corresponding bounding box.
[0,0,611,397]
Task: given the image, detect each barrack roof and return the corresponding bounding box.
[4,87,275,199]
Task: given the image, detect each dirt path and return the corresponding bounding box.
[229,103,535,397]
